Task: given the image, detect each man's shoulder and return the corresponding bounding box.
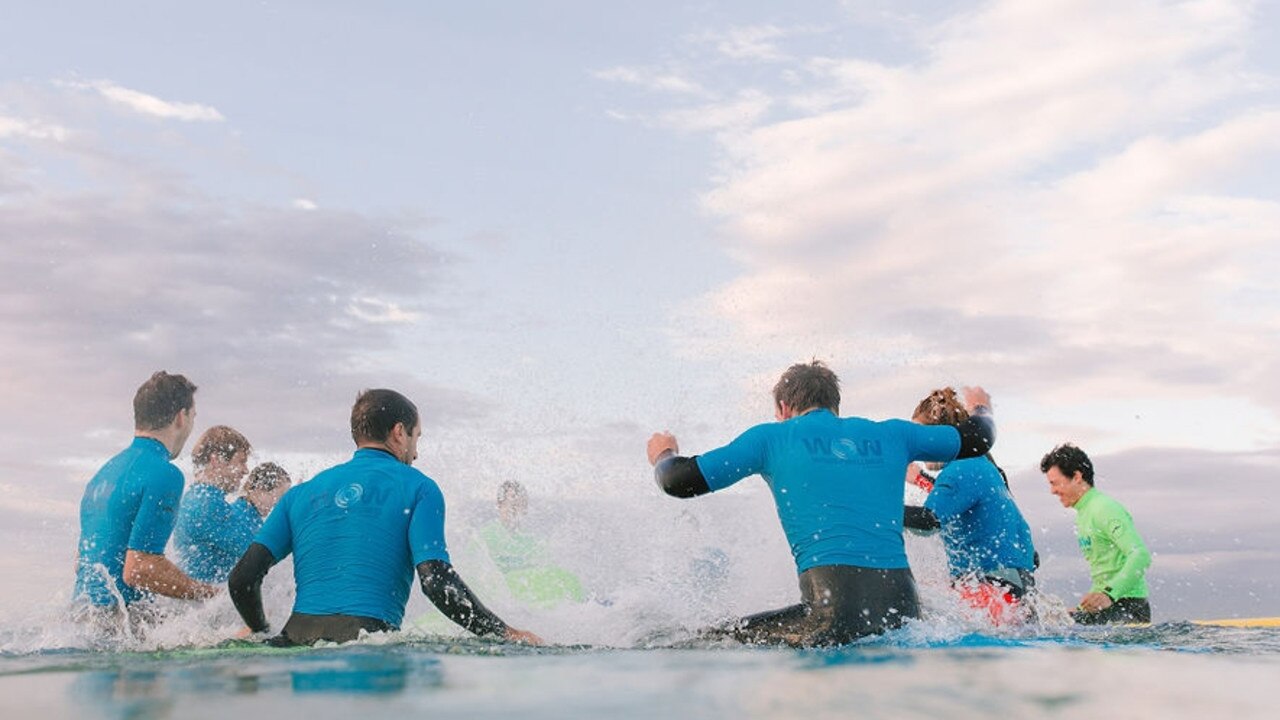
[942,457,1001,481]
[1089,490,1134,518]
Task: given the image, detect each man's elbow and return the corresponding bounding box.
[122,550,153,588]
[654,456,711,498]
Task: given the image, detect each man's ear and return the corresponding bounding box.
[1072,471,1085,484]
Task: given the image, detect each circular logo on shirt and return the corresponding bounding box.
[334,483,364,509]
[830,438,860,460]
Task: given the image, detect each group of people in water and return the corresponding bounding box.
[73,363,1152,647]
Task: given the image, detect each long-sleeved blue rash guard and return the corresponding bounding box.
[695,410,962,573]
[253,448,451,627]
[923,457,1036,577]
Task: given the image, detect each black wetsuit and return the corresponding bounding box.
[705,565,919,647]
[1071,598,1151,625]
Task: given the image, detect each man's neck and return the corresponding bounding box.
[135,430,177,459]
[358,443,403,463]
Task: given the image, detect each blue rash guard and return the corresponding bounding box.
[695,410,962,573]
[173,484,262,583]
[254,448,451,627]
[74,437,185,607]
[923,457,1036,577]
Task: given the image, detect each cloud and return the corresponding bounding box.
[67,80,226,122]
[0,115,70,142]
[0,83,493,476]
[611,0,1280,427]
[592,66,705,96]
[693,25,791,62]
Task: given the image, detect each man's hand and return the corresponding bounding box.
[905,463,933,491]
[504,627,544,645]
[647,432,679,466]
[1079,591,1114,613]
[961,386,992,413]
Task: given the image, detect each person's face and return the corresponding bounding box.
[173,406,197,458]
[250,480,289,513]
[393,422,421,465]
[202,449,250,489]
[1045,466,1089,508]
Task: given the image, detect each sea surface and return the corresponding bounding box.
[2,621,1277,720]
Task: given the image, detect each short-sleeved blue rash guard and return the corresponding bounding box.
[253,448,451,627]
[75,437,185,606]
[695,410,961,572]
[923,457,1036,577]
[173,484,262,583]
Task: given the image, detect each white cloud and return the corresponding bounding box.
[69,79,225,122]
[624,1,1280,421]
[293,198,318,210]
[592,66,705,95]
[346,296,419,324]
[0,115,69,142]
[695,25,790,62]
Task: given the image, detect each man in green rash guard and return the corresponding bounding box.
[478,481,585,608]
[1041,444,1152,624]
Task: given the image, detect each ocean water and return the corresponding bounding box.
[4,488,1275,719]
[1,622,1277,720]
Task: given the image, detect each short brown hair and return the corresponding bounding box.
[245,462,290,492]
[133,371,197,431]
[913,387,970,427]
[773,360,840,414]
[191,426,251,467]
[350,388,419,444]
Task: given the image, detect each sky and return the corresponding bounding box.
[1,0,1278,621]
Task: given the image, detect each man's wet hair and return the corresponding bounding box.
[1040,443,1095,486]
[133,371,197,431]
[350,388,419,444]
[913,387,970,427]
[192,425,252,467]
[773,360,841,414]
[245,462,291,492]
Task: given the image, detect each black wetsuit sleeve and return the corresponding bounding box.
[903,506,941,531]
[654,453,712,498]
[417,560,509,638]
[954,406,996,459]
[228,543,277,634]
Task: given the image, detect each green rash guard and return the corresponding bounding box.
[1073,488,1151,599]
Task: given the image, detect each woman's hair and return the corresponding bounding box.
[912,387,969,427]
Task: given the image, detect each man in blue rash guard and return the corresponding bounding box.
[173,426,254,583]
[228,388,542,646]
[74,371,219,621]
[902,388,1036,621]
[646,361,997,647]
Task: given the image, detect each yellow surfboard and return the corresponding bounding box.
[1191,617,1280,628]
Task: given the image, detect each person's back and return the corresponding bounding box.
[74,371,217,616]
[925,457,1036,578]
[173,484,260,583]
[229,388,540,646]
[262,448,444,626]
[648,361,999,646]
[721,411,949,572]
[75,437,184,606]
